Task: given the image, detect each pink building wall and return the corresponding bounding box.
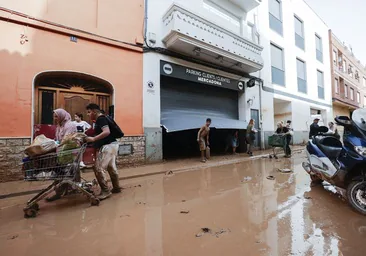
[0,0,144,137]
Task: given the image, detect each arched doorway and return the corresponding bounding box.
[33,71,114,138]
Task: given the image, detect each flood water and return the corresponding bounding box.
[0,153,365,256]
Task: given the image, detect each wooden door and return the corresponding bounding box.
[60,92,94,123]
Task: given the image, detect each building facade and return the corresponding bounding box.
[257,0,333,145]
[143,0,264,161]
[0,1,145,181]
[329,31,366,120]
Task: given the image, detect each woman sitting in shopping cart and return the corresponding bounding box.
[275,122,292,158]
[46,108,77,202]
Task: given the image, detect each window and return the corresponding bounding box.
[297,59,307,93]
[333,50,337,66]
[315,35,323,62]
[317,70,324,99]
[363,77,366,87]
[345,84,348,98]
[343,60,347,72]
[270,44,285,86]
[349,65,353,78]
[364,96,366,106]
[269,0,283,35]
[294,16,305,50]
[355,70,360,81]
[203,0,240,33]
[350,88,354,100]
[357,92,360,103]
[335,78,339,94]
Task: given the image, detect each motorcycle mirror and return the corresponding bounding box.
[318,126,329,133]
[335,116,352,126]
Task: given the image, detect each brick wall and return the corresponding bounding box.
[0,138,31,182]
[0,136,146,183]
[117,136,146,167]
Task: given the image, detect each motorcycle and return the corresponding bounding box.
[302,108,366,215]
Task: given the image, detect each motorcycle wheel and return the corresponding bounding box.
[347,179,366,215]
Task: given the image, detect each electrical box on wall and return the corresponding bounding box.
[148,32,156,44]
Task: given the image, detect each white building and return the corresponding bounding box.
[143,0,264,161]
[257,0,333,145]
[143,0,332,161]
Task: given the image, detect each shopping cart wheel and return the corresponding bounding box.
[90,197,100,206]
[29,203,40,211]
[269,155,273,159]
[274,156,278,159]
[24,208,37,218]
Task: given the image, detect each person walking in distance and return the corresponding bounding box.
[246,119,257,156]
[85,103,122,200]
[309,118,320,139]
[197,118,211,163]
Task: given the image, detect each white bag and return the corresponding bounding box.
[25,135,57,157]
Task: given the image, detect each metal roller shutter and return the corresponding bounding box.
[161,76,246,132]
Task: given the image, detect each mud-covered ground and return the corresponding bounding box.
[0,153,365,256]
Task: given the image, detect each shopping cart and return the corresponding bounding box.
[22,144,99,218]
[268,134,286,159]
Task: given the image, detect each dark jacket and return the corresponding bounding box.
[309,123,319,139]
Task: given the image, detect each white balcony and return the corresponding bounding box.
[162,4,263,74]
[229,0,262,13]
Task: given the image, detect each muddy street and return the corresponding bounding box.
[0,153,365,256]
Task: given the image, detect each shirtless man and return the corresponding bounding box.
[197,118,211,162]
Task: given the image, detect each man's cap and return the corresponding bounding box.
[314,118,320,121]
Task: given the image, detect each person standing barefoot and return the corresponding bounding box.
[197,118,211,162]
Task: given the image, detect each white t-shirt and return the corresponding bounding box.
[73,121,91,133]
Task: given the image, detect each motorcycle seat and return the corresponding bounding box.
[313,136,343,159]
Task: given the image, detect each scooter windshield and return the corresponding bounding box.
[352,108,366,132]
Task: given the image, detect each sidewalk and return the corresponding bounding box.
[0,146,304,198]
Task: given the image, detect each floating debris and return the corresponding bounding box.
[241,176,252,182]
[7,234,18,240]
[165,170,174,176]
[180,210,190,214]
[278,168,293,173]
[266,175,275,180]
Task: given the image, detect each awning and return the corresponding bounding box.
[161,114,248,133]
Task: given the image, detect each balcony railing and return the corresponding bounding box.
[162,4,263,73]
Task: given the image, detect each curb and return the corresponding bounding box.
[0,148,304,200]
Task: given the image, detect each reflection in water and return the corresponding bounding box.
[0,154,364,255]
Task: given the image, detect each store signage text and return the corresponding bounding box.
[160,61,243,91]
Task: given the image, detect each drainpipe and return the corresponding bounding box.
[144,0,149,45]
[253,12,265,150]
[259,71,264,150]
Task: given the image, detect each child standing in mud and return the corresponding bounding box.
[197,118,211,163]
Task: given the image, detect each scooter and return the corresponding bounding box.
[302,108,366,215]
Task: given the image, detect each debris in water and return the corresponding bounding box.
[304,195,312,200]
[266,175,275,180]
[278,168,293,173]
[137,202,146,205]
[8,234,18,240]
[165,170,174,176]
[241,176,252,182]
[201,228,211,233]
[215,228,231,238]
[120,214,131,218]
[182,200,186,202]
[180,210,190,214]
